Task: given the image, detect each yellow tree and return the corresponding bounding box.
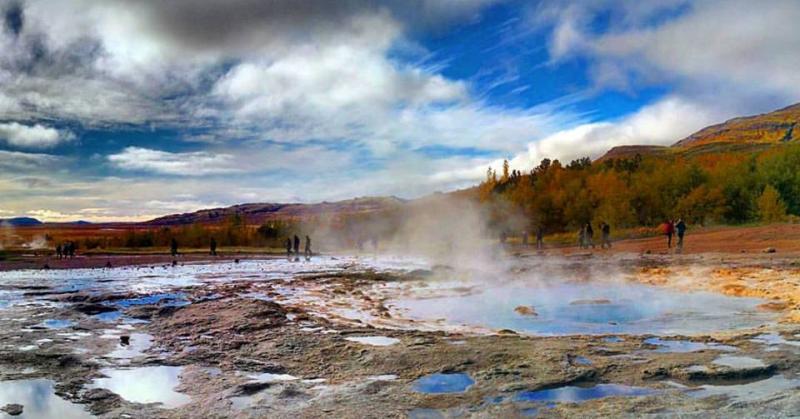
[757,185,787,222]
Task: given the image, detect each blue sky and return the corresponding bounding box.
[1,0,799,221]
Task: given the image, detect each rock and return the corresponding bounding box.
[514,305,537,316]
[83,388,116,401]
[763,247,777,253]
[1,403,23,416]
[120,335,130,346]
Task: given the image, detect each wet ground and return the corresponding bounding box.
[1,253,800,418]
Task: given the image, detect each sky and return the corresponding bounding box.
[1,0,799,222]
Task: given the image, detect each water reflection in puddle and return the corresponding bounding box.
[412,373,474,394]
[686,375,800,402]
[89,366,190,408]
[108,333,153,359]
[643,337,738,353]
[344,336,400,346]
[41,319,74,329]
[0,379,92,418]
[515,384,656,403]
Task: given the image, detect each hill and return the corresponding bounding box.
[0,217,42,227]
[674,103,800,148]
[598,102,800,161]
[144,196,407,226]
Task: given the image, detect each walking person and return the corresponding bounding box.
[285,237,293,259]
[663,219,675,249]
[209,237,217,256]
[536,225,544,250]
[293,235,300,261]
[675,219,687,252]
[585,223,594,249]
[304,235,312,260]
[170,238,178,257]
[601,222,611,249]
[56,243,62,260]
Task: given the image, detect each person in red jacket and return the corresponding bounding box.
[663,219,675,248]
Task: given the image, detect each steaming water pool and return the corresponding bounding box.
[388,280,777,336]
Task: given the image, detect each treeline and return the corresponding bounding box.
[479,143,800,234]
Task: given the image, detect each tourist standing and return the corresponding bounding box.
[676,219,687,251]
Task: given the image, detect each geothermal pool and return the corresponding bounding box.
[387,279,776,335]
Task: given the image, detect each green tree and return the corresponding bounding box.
[757,185,787,222]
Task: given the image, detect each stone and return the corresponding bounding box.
[514,305,537,316]
[1,403,23,416]
[763,247,777,253]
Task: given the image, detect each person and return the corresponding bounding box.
[56,243,62,260]
[577,226,586,249]
[293,235,300,256]
[170,238,178,257]
[663,219,675,248]
[601,222,611,249]
[285,237,293,258]
[305,235,312,259]
[675,219,687,251]
[585,223,594,249]
[209,237,217,256]
[522,231,528,247]
[499,230,507,246]
[65,241,75,258]
[536,226,544,250]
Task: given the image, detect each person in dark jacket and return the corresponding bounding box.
[600,222,611,249]
[585,223,594,249]
[536,226,544,250]
[304,235,312,259]
[675,219,687,251]
[170,238,178,257]
[286,237,293,258]
[293,235,300,256]
[209,237,217,256]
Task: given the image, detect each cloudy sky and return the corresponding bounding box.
[1,0,799,221]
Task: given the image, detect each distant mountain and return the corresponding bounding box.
[144,196,408,226]
[598,102,800,161]
[0,217,42,227]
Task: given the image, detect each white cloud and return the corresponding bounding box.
[108,147,240,176]
[0,122,73,148]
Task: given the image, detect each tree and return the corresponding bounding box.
[757,185,787,222]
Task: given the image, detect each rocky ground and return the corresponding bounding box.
[0,251,799,418]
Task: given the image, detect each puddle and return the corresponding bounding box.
[41,319,74,329]
[573,356,593,366]
[514,384,656,403]
[344,336,400,346]
[112,292,189,308]
[749,333,800,348]
[686,375,800,402]
[390,281,775,335]
[88,366,190,408]
[108,333,153,359]
[712,355,767,369]
[408,408,444,419]
[643,338,738,353]
[411,373,474,394]
[602,336,624,343]
[0,379,93,418]
[94,311,122,322]
[247,372,298,383]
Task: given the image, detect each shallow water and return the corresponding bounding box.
[643,337,738,353]
[88,366,190,408]
[390,280,775,335]
[514,383,656,403]
[686,375,800,402]
[0,379,93,418]
[411,373,474,394]
[344,336,400,346]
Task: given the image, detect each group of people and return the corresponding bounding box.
[55,241,77,259]
[577,222,612,249]
[519,226,546,250]
[663,219,687,251]
[286,235,312,260]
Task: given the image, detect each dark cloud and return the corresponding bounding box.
[3,0,23,37]
[128,0,495,53]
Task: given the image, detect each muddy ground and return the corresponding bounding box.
[1,249,800,418]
